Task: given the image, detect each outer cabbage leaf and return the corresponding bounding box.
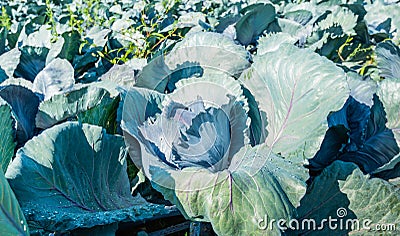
[309,93,399,175]
[307,126,348,176]
[85,27,110,48]
[149,144,307,236]
[72,47,102,81]
[23,198,179,233]
[77,95,120,134]
[36,85,118,129]
[0,171,29,235]
[240,44,349,159]
[280,3,358,52]
[0,28,5,55]
[338,95,399,173]
[0,78,33,90]
[373,153,400,180]
[375,41,400,80]
[235,3,276,45]
[0,98,16,173]
[307,72,383,175]
[242,86,268,146]
[364,1,400,40]
[273,18,304,38]
[135,56,171,92]
[377,78,400,149]
[166,32,250,78]
[327,97,371,152]
[0,85,40,145]
[33,58,75,101]
[316,7,358,35]
[339,162,400,235]
[287,161,358,235]
[21,25,52,48]
[136,32,250,93]
[174,12,206,29]
[0,48,21,82]
[120,87,165,167]
[13,46,49,82]
[284,9,313,26]
[46,31,80,65]
[365,77,400,178]
[257,33,296,55]
[346,71,377,107]
[308,96,369,174]
[290,160,400,235]
[172,75,248,112]
[5,122,151,232]
[99,58,146,88]
[6,122,132,210]
[99,64,136,87]
[46,37,65,65]
[58,31,81,62]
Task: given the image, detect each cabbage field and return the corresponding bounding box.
[0,0,399,235]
